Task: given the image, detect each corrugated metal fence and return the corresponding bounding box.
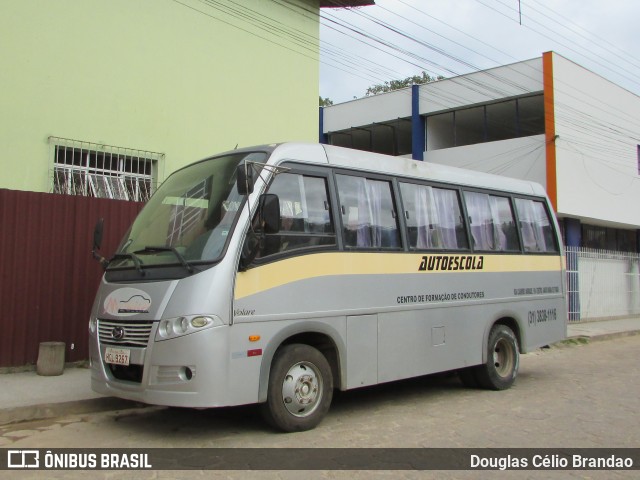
[0,189,143,368]
[566,246,640,322]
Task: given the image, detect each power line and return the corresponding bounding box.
[522,0,640,72]
[318,1,640,175]
[476,0,640,91]
[171,0,640,183]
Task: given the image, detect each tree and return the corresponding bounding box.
[319,96,333,107]
[365,71,444,96]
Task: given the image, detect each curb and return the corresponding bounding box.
[0,397,148,427]
[564,329,640,345]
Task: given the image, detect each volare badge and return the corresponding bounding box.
[103,288,152,316]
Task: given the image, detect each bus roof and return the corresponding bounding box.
[268,143,545,198]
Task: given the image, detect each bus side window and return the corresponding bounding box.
[399,182,468,250]
[257,173,336,258]
[514,198,558,253]
[336,175,401,250]
[463,191,520,252]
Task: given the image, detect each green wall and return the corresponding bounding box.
[0,0,320,192]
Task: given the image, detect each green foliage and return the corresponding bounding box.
[319,96,333,107]
[365,71,444,96]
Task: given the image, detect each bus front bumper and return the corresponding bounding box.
[90,324,244,408]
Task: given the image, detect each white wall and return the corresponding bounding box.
[419,58,543,114]
[323,58,544,134]
[424,135,547,186]
[323,89,411,133]
[553,54,640,228]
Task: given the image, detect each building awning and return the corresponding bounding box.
[320,0,375,7]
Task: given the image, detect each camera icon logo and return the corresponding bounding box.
[7,450,40,469]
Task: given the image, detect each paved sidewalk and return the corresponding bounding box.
[0,366,139,426]
[1,317,639,427]
[566,316,640,340]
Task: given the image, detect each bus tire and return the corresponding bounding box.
[261,343,333,432]
[475,324,519,390]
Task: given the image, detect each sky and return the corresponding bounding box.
[319,0,640,103]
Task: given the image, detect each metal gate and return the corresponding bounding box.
[0,189,143,367]
[566,246,640,322]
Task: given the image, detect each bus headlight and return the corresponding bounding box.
[177,317,189,334]
[158,320,172,337]
[155,315,223,341]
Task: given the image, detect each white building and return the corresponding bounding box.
[320,51,640,254]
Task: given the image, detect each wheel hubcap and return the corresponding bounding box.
[281,361,323,417]
[493,338,514,378]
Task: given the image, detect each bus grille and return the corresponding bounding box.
[98,320,153,347]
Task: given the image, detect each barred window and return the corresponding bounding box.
[50,136,163,202]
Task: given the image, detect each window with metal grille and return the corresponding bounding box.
[50,136,163,202]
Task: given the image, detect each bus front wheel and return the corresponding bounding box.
[474,324,519,390]
[261,344,333,432]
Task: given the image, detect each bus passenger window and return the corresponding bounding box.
[515,198,558,253]
[257,173,336,258]
[336,175,401,249]
[399,183,468,250]
[464,191,519,252]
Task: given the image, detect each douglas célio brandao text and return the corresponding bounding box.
[470,453,634,470]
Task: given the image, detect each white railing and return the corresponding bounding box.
[566,247,640,322]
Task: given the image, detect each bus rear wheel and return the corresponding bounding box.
[474,324,519,390]
[261,344,333,432]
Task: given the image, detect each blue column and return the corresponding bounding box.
[565,218,581,248]
[411,84,425,161]
[565,218,581,321]
[319,107,328,144]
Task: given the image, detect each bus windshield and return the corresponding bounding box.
[109,151,267,271]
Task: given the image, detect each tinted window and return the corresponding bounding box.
[259,173,335,257]
[336,175,401,249]
[399,183,468,250]
[464,191,519,251]
[515,198,558,253]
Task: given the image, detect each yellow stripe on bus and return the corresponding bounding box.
[234,252,564,300]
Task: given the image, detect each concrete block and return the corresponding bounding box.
[36,342,65,376]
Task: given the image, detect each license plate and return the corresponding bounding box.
[104,347,131,366]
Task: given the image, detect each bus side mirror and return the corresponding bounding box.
[237,164,254,195]
[239,194,280,271]
[92,218,108,269]
[259,194,280,234]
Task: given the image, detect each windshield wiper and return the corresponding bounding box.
[110,253,146,276]
[134,246,194,274]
